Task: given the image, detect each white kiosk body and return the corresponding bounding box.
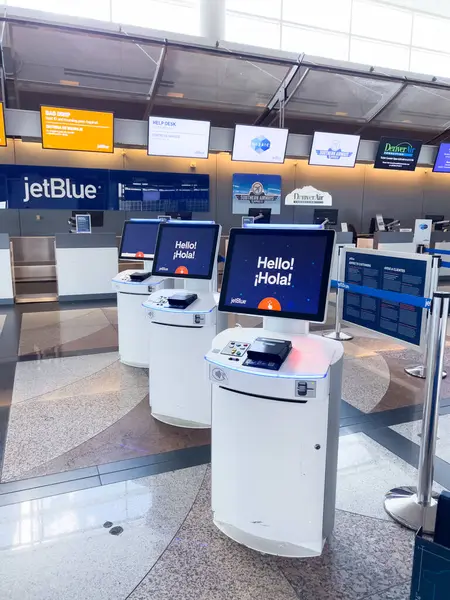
[144,221,225,428]
[205,225,344,557]
[113,220,171,368]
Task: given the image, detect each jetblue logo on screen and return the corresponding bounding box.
[152,119,176,127]
[251,136,271,154]
[316,141,353,160]
[23,176,99,203]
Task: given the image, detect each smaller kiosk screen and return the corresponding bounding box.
[152,222,220,279]
[219,227,335,321]
[119,220,160,260]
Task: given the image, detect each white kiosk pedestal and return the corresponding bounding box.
[205,318,343,557]
[144,284,227,428]
[112,269,167,368]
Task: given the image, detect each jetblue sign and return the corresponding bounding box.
[0,164,210,212]
[23,176,99,203]
[2,165,109,210]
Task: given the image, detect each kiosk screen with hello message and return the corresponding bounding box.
[152,222,220,280]
[219,227,335,321]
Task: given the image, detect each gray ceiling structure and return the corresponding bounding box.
[1,8,450,143]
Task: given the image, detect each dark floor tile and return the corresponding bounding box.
[18,345,119,362]
[0,465,99,494]
[98,444,211,475]
[99,445,211,486]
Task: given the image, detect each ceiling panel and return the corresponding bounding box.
[285,69,402,123]
[156,47,290,114]
[372,85,450,131]
[7,23,163,98]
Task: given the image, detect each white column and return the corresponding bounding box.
[200,0,226,40]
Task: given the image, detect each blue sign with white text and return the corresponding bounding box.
[343,251,427,346]
[0,165,210,212]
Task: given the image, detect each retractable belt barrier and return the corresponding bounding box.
[422,248,450,269]
[330,279,431,309]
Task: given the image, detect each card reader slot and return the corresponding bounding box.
[218,386,307,404]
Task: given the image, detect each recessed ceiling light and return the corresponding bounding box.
[59,79,79,86]
[335,111,348,116]
[167,92,184,98]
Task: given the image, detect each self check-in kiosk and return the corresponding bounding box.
[112,220,168,368]
[143,221,226,428]
[205,225,344,557]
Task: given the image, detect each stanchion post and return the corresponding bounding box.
[405,255,446,379]
[323,246,353,341]
[384,291,450,534]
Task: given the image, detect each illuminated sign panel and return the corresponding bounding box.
[0,103,6,147]
[41,106,114,153]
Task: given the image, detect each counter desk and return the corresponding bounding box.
[373,231,416,254]
[430,232,450,279]
[0,234,13,304]
[55,233,118,302]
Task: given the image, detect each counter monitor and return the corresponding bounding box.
[313,208,338,226]
[152,222,220,280]
[119,219,160,261]
[219,227,335,322]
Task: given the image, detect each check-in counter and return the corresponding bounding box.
[373,231,416,254]
[430,231,450,279]
[55,233,118,302]
[331,232,355,280]
[357,236,374,249]
[0,234,13,304]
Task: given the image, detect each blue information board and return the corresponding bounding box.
[342,250,429,346]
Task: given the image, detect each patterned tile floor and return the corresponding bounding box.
[0,299,448,599]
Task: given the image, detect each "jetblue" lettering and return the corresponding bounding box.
[23,177,98,203]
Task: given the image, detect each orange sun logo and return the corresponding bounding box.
[135,251,145,258]
[175,266,189,275]
[258,297,281,311]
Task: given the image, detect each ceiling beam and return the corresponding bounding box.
[253,54,307,127]
[355,81,408,135]
[143,45,167,121]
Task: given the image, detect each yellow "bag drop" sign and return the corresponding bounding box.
[40,106,114,153]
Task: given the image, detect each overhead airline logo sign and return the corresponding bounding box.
[374,137,422,171]
[41,106,114,153]
[285,185,332,206]
[309,132,360,167]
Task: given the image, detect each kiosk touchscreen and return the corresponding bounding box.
[112,219,168,368]
[205,225,344,558]
[152,221,219,280]
[144,221,225,428]
[219,227,334,323]
[119,219,160,262]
